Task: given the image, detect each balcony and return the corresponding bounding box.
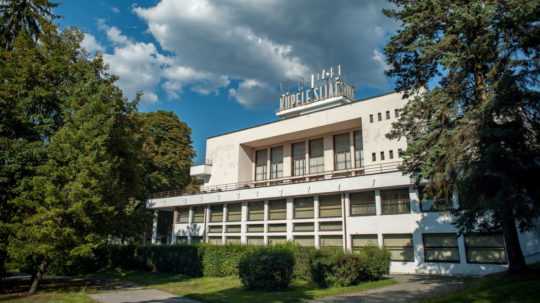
[190,161,212,178]
[153,161,402,199]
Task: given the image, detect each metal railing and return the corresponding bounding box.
[152,161,402,199]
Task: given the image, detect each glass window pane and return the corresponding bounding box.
[294,197,314,219]
[193,207,205,223]
[354,131,364,167]
[268,199,287,220]
[352,234,378,250]
[309,139,324,173]
[465,233,507,264]
[350,191,376,216]
[247,237,264,246]
[226,225,241,233]
[227,204,242,222]
[381,188,410,215]
[268,223,287,233]
[292,142,306,176]
[247,224,264,233]
[294,236,314,247]
[270,146,283,179]
[319,195,342,218]
[208,225,222,233]
[293,222,314,232]
[384,234,414,262]
[176,207,189,223]
[334,133,351,170]
[423,233,460,262]
[255,149,267,181]
[320,235,343,248]
[248,201,265,221]
[319,221,342,231]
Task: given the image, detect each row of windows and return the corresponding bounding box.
[369,109,400,123]
[371,149,403,162]
[201,233,507,265]
[206,221,343,234]
[175,187,453,224]
[255,131,364,181]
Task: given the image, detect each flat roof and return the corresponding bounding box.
[207,90,398,139]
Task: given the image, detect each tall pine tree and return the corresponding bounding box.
[384,0,540,272]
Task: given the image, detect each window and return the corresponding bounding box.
[465,233,507,264]
[191,236,203,244]
[248,201,264,221]
[384,234,414,262]
[319,194,342,218]
[419,186,453,212]
[352,234,378,251]
[334,133,351,170]
[378,112,382,121]
[320,235,343,248]
[398,148,404,157]
[268,236,287,245]
[389,150,394,160]
[423,233,460,263]
[369,114,374,123]
[247,236,264,246]
[292,142,306,176]
[193,207,205,223]
[350,191,376,216]
[225,237,241,245]
[210,205,223,222]
[208,225,222,233]
[208,236,222,245]
[381,188,410,215]
[226,225,241,233]
[227,203,241,222]
[319,221,342,231]
[176,207,189,224]
[294,197,314,219]
[268,223,287,233]
[380,151,385,161]
[294,236,314,247]
[268,199,287,220]
[309,139,324,173]
[176,236,188,244]
[386,110,391,119]
[247,224,264,233]
[395,109,400,118]
[293,222,314,232]
[270,146,283,179]
[255,149,268,181]
[354,131,364,167]
[372,152,376,162]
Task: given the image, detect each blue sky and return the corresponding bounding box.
[55,0,397,163]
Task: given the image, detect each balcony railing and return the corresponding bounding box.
[152,161,402,199]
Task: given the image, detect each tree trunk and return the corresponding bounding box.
[28,259,48,295]
[502,209,527,273]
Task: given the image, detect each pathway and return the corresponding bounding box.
[310,275,465,303]
[89,288,200,303]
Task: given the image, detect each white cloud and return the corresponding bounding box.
[372,49,389,71]
[111,6,120,13]
[228,79,275,108]
[80,33,103,53]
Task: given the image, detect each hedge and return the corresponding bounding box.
[238,246,294,290]
[200,244,254,277]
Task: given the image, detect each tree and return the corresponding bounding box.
[384,0,540,272]
[138,111,195,194]
[0,0,57,49]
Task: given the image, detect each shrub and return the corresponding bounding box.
[200,244,253,277]
[356,246,391,280]
[310,249,342,288]
[331,254,364,286]
[289,245,318,281]
[238,246,294,290]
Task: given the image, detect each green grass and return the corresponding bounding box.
[101,271,397,303]
[420,267,540,303]
[0,292,94,303]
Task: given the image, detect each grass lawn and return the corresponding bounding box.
[100,271,397,303]
[420,265,540,303]
[0,292,94,303]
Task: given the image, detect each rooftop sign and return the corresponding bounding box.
[277,65,355,117]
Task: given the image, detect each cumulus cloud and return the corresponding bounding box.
[80,33,104,54]
[133,0,397,106]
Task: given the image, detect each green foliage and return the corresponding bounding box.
[200,244,254,277]
[310,249,342,288]
[238,246,295,290]
[384,0,540,271]
[356,246,391,281]
[290,245,318,281]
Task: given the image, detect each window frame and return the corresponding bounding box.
[349,191,377,216]
[294,197,314,219]
[333,133,351,170]
[422,233,460,263]
[309,138,325,173]
[464,233,507,264]
[381,188,411,215]
[270,146,283,179]
[255,149,268,181]
[318,194,342,218]
[292,141,306,176]
[383,233,414,262]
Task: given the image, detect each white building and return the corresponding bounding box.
[147,69,540,276]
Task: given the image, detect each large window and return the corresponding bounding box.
[319,194,342,218]
[247,236,264,246]
[351,234,378,252]
[319,221,342,231]
[292,142,306,176]
[383,234,414,262]
[320,235,343,249]
[334,133,351,170]
[208,225,222,233]
[294,236,314,247]
[209,205,223,222]
[255,149,268,181]
[354,131,364,168]
[268,223,287,233]
[226,225,241,233]
[294,197,314,219]
[193,207,205,223]
[350,191,376,216]
[423,233,460,263]
[247,224,264,233]
[419,186,453,212]
[227,203,241,222]
[248,201,265,221]
[270,146,283,179]
[309,139,324,173]
[465,233,507,264]
[268,199,287,220]
[381,188,410,215]
[176,207,189,223]
[293,222,314,232]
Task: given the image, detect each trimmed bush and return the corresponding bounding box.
[310,249,342,288]
[238,246,294,290]
[200,244,253,277]
[356,246,391,280]
[331,254,364,286]
[289,245,318,281]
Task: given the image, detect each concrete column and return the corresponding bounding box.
[350,131,356,170]
[286,197,294,241]
[188,207,194,243]
[172,209,178,244]
[458,234,467,264]
[305,140,310,175]
[343,193,351,251]
[283,143,292,177]
[222,204,227,243]
[204,206,210,243]
[151,210,159,245]
[241,202,248,244]
[375,189,382,216]
[314,195,320,249]
[266,148,271,180]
